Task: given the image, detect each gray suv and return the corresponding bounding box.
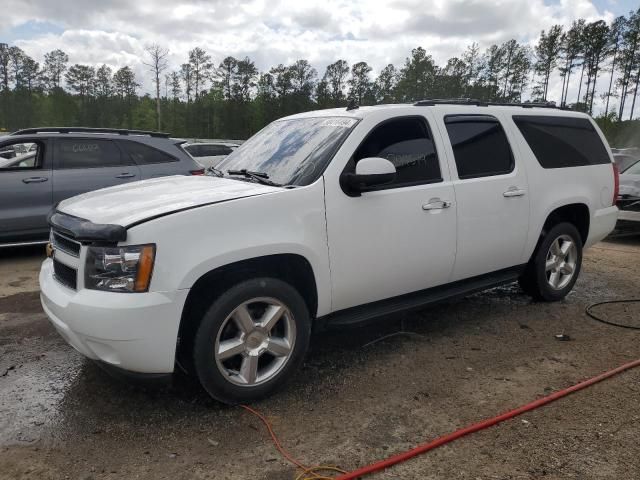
[0,127,204,246]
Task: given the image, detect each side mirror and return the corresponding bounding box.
[341,157,396,196]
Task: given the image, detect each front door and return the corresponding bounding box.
[324,114,457,311]
[0,138,52,243]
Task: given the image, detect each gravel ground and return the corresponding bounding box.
[0,234,639,480]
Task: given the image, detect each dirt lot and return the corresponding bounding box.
[1,234,639,480]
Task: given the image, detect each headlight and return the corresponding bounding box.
[85,244,155,293]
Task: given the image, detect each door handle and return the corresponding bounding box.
[22,176,49,184]
[115,172,136,179]
[422,199,452,211]
[503,187,526,197]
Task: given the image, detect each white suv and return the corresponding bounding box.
[40,101,619,403]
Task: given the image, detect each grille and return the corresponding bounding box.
[52,231,81,257]
[53,258,77,290]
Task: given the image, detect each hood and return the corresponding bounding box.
[57,175,281,227]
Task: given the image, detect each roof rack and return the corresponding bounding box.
[414,98,561,109]
[10,127,171,138]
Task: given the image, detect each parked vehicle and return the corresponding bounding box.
[617,159,640,223]
[40,101,618,403]
[613,153,639,173]
[183,142,239,170]
[0,127,205,246]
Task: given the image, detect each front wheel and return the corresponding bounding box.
[519,222,583,302]
[193,278,311,404]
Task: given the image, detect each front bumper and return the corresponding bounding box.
[40,258,189,374]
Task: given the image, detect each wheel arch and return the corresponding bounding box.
[527,202,590,263]
[541,203,590,244]
[175,253,318,372]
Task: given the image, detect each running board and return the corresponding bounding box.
[320,265,525,328]
[0,239,48,248]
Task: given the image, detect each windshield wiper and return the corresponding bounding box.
[207,166,224,177]
[227,169,283,187]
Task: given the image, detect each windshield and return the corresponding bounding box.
[216,116,358,186]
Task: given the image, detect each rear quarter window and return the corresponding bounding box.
[119,141,177,165]
[512,115,610,169]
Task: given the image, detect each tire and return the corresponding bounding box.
[193,277,311,404]
[519,222,583,302]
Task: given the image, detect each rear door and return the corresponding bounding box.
[435,113,530,281]
[52,137,142,204]
[0,138,52,243]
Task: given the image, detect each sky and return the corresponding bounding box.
[1,0,638,109]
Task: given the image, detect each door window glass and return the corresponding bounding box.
[56,139,123,169]
[0,142,42,169]
[352,117,441,188]
[444,115,514,179]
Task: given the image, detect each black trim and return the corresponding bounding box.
[49,211,127,243]
[319,265,525,328]
[94,361,173,387]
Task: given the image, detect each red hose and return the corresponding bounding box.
[336,357,640,480]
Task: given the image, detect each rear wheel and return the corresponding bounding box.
[193,278,310,404]
[519,222,583,302]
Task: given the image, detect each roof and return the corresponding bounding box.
[281,101,592,121]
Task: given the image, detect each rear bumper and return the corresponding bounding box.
[585,206,618,248]
[40,258,189,373]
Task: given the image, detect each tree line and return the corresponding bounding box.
[0,7,639,141]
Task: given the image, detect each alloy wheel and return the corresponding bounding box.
[214,297,296,387]
[545,234,578,290]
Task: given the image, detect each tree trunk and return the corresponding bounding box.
[589,55,601,115]
[576,62,585,105]
[629,67,640,120]
[563,59,573,106]
[605,49,617,114]
[155,70,161,131]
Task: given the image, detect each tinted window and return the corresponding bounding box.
[217,117,358,186]
[184,144,202,156]
[352,117,441,187]
[199,145,233,156]
[56,139,123,169]
[120,141,176,164]
[445,115,514,179]
[513,115,610,168]
[0,141,42,169]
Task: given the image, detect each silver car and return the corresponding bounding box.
[0,127,205,247]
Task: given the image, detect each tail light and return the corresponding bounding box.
[612,163,619,206]
[190,168,205,176]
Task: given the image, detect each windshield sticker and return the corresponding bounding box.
[319,118,357,128]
